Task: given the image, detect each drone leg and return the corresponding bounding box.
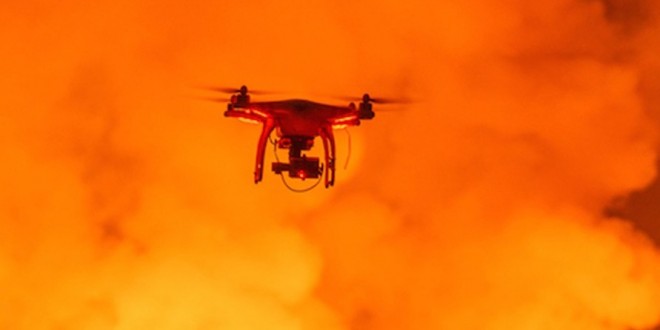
[327,129,336,187]
[321,132,330,188]
[255,119,275,184]
[320,126,336,187]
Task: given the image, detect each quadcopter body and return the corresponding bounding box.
[221,86,376,188]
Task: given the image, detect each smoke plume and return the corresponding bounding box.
[1,0,660,329]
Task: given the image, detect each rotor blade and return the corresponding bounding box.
[332,95,414,105]
[192,95,228,103]
[334,96,359,102]
[197,86,277,94]
[372,107,407,111]
[369,97,413,104]
[203,86,243,93]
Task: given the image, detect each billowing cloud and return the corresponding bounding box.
[1,0,659,329]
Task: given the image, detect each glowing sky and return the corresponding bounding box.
[1,0,660,329]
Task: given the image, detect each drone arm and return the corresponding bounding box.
[254,118,276,184]
[224,106,269,124]
[330,114,360,130]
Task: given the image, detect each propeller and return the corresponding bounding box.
[194,96,227,103]
[204,86,245,93]
[336,93,413,105]
[198,85,276,95]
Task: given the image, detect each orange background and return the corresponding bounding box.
[1,0,660,329]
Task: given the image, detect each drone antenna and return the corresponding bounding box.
[343,128,352,170]
[279,172,322,193]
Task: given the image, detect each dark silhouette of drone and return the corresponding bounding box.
[208,85,397,189]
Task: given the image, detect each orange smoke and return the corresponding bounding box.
[1,0,660,329]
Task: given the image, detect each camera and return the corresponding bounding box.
[272,155,321,180]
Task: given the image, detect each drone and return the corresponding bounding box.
[208,85,393,190]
